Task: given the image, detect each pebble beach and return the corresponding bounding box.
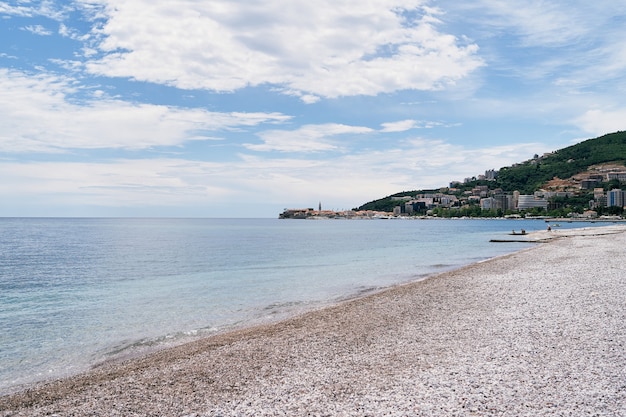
[1,226,625,416]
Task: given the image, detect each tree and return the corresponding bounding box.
[606,179,621,191]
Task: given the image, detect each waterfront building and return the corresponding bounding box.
[480,197,494,210]
[607,189,625,207]
[493,194,514,211]
[517,195,548,210]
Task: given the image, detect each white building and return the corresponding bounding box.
[517,195,548,210]
[480,197,494,210]
[607,189,625,207]
[607,172,626,181]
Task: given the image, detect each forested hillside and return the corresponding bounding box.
[496,131,626,194]
[356,131,626,212]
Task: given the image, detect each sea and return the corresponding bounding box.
[0,217,613,395]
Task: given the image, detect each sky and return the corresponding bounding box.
[1,1,626,217]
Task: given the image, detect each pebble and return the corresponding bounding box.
[1,227,625,416]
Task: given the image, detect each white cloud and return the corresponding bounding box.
[0,69,291,153]
[455,1,626,47]
[444,1,626,97]
[22,25,53,36]
[299,94,321,105]
[0,1,69,20]
[281,89,321,104]
[59,22,90,41]
[336,137,545,184]
[380,120,418,132]
[245,123,374,152]
[566,38,626,90]
[83,0,483,100]
[575,109,626,137]
[0,138,550,215]
[0,158,231,207]
[0,3,35,17]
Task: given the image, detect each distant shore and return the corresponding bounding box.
[2,226,625,416]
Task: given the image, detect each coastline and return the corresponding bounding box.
[2,226,625,415]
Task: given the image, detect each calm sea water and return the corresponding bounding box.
[0,217,609,394]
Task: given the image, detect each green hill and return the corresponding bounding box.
[496,131,626,194]
[356,131,626,213]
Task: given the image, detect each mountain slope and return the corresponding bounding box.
[357,131,626,211]
[496,131,626,194]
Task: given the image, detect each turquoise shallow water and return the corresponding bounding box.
[0,217,609,394]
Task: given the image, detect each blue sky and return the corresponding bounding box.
[1,1,626,217]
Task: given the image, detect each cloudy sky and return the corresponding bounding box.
[1,1,625,217]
